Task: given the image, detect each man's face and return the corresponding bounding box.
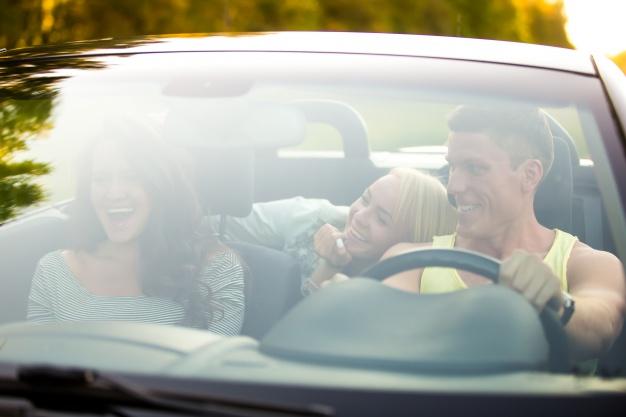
[446,132,527,240]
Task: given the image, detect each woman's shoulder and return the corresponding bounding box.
[200,246,245,294]
[36,250,67,270]
[208,246,241,266]
[31,250,73,290]
[204,246,245,278]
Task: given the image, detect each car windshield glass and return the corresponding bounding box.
[1,47,625,397]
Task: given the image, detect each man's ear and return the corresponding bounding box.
[520,159,544,192]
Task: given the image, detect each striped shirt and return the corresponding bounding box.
[27,250,245,335]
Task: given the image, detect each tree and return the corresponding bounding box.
[0,54,108,223]
[0,96,52,222]
[0,58,59,222]
[0,0,572,50]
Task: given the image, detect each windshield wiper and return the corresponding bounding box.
[4,364,334,417]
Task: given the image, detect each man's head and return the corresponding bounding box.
[445,105,554,239]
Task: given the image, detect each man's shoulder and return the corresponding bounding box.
[570,241,620,264]
[567,240,624,284]
[549,228,615,269]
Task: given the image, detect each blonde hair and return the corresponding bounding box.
[390,167,457,243]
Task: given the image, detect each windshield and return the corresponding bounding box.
[1,45,625,401]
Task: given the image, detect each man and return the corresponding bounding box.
[384,105,626,363]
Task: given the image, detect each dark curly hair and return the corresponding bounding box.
[69,117,220,328]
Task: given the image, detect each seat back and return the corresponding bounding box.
[0,212,69,323]
[229,241,302,339]
[183,144,303,337]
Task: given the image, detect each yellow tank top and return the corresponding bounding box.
[421,229,578,294]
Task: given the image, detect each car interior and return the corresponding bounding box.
[0,98,624,376]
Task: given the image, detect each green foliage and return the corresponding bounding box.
[0,50,109,223]
[0,98,52,222]
[0,161,50,221]
[0,0,571,50]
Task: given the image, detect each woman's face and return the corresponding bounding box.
[343,174,407,261]
[90,141,152,244]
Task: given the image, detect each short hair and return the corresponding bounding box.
[390,168,457,242]
[447,105,555,177]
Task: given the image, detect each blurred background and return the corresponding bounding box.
[1,0,625,73]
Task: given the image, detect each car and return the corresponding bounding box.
[0,32,625,416]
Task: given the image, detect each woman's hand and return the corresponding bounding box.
[320,272,351,289]
[314,224,352,268]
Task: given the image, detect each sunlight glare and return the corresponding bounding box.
[564,0,626,56]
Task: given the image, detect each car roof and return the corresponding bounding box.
[1,32,595,75]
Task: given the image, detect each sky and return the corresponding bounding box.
[563,0,626,56]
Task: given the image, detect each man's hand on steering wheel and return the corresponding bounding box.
[500,250,563,313]
[361,248,570,372]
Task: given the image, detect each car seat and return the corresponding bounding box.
[534,115,580,233]
[179,145,303,339]
[0,210,69,324]
[229,241,301,339]
[533,134,577,232]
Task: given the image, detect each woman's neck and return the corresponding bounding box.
[94,240,140,265]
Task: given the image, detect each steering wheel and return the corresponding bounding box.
[361,248,570,373]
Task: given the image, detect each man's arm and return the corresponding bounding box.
[565,244,626,361]
[499,244,626,362]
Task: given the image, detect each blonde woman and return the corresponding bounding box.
[309,168,457,291]
[218,168,456,295]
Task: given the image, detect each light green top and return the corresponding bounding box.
[421,229,578,294]
[420,230,597,373]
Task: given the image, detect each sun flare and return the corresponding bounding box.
[563,0,626,56]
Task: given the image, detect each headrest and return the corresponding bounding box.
[534,115,579,233]
[292,99,369,158]
[534,135,575,232]
[163,100,305,149]
[186,146,254,217]
[546,117,580,169]
[162,101,306,217]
